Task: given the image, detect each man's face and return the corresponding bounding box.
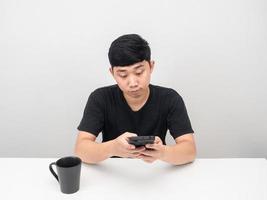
[110,60,154,99]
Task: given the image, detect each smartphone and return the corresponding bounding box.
[128,136,155,147]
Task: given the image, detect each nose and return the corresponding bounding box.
[128,75,138,88]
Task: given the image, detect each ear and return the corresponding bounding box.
[149,60,155,74]
[109,67,114,77]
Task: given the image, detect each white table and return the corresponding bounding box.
[0,158,266,200]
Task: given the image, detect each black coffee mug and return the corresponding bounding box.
[49,156,82,194]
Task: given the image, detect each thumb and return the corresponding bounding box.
[124,132,138,138]
[123,132,137,149]
[155,136,162,144]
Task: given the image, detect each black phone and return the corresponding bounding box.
[128,136,155,147]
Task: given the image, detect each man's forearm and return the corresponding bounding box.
[75,139,114,164]
[160,141,196,165]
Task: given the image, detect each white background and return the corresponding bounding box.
[0,0,266,158]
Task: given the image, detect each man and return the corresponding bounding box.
[74,34,196,165]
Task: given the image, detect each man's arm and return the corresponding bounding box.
[74,131,146,164]
[140,133,196,165]
[160,133,196,165]
[74,131,114,164]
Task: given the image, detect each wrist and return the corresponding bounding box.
[160,145,168,161]
[107,139,116,157]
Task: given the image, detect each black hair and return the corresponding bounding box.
[108,34,151,68]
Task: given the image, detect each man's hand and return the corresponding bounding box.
[137,136,165,163]
[111,132,146,158]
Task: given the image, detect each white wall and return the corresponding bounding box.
[0,0,266,158]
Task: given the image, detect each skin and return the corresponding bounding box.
[75,60,197,165]
[109,60,154,111]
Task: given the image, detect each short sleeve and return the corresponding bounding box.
[167,91,194,139]
[77,90,104,136]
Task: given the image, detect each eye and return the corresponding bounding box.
[136,70,144,76]
[119,74,127,78]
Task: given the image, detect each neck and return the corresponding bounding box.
[123,87,150,106]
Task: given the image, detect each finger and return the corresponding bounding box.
[124,132,138,138]
[141,149,157,157]
[126,149,141,155]
[121,138,136,149]
[127,152,141,158]
[145,143,160,150]
[132,152,142,158]
[120,139,135,150]
[127,151,147,157]
[131,146,146,153]
[139,155,156,163]
[138,154,151,159]
[126,150,142,156]
[126,144,136,150]
[154,136,162,144]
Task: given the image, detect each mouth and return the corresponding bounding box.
[129,89,141,93]
[129,89,142,96]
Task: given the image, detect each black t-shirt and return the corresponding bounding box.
[77,84,194,144]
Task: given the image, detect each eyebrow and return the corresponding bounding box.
[116,64,144,72]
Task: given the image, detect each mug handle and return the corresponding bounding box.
[49,162,59,182]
